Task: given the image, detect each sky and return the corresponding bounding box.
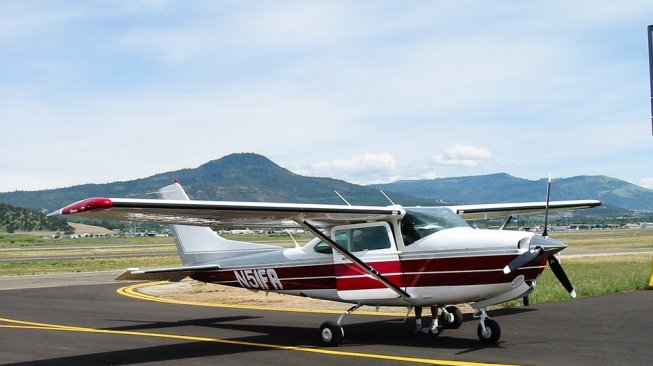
[1,0,653,193]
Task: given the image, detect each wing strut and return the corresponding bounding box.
[301,220,411,300]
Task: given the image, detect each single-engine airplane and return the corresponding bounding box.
[49,179,601,346]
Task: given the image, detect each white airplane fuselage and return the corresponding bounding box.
[190,227,546,308]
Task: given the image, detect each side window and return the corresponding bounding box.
[333,224,391,252]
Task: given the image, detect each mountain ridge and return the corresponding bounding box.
[0,153,651,213]
[370,173,653,211]
[0,153,431,212]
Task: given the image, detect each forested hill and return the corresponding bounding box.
[0,203,72,233]
[370,173,653,211]
[0,153,431,213]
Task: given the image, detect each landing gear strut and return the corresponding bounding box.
[474,309,501,345]
[319,304,361,347]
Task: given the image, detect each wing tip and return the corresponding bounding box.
[56,197,113,215]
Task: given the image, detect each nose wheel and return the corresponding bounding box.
[475,309,501,345]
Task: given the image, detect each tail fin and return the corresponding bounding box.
[158,182,279,266]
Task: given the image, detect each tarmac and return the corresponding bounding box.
[1,272,652,365]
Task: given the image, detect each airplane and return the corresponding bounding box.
[48,179,601,346]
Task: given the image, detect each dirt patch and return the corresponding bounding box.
[138,280,473,313]
[69,223,114,235]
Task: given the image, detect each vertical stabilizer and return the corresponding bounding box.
[158,182,280,266]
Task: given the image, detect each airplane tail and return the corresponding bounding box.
[157,182,279,267]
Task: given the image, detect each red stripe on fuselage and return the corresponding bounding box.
[191,255,547,291]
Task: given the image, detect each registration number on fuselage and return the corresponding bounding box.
[234,268,283,290]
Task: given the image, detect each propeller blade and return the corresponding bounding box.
[503,247,543,274]
[548,255,576,298]
[542,174,552,237]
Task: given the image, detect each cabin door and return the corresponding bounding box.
[331,222,403,301]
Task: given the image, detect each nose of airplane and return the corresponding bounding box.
[504,234,576,298]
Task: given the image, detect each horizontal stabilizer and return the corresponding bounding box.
[115,264,220,282]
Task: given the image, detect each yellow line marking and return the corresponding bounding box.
[118,281,407,316]
[649,256,653,289]
[0,317,517,366]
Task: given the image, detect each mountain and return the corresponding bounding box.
[370,173,653,211]
[1,154,651,215]
[0,153,430,213]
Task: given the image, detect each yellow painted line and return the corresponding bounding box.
[118,282,407,316]
[0,317,517,366]
[649,256,653,289]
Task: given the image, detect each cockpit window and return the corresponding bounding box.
[401,207,469,245]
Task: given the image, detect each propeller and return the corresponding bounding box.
[542,174,552,237]
[504,240,576,298]
[503,174,577,299]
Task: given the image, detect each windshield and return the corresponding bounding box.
[401,207,469,245]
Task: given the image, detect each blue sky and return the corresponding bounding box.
[1,1,653,193]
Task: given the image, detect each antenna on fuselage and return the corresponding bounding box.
[285,229,301,249]
[334,191,352,206]
[379,190,396,205]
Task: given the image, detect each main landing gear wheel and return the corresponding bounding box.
[320,321,344,347]
[441,305,463,329]
[477,318,501,345]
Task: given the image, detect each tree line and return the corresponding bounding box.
[0,203,72,233]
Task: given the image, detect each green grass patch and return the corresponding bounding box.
[0,233,175,249]
[504,254,651,307]
[549,229,653,250]
[0,256,181,276]
[0,246,177,258]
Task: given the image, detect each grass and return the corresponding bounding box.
[0,233,175,248]
[0,231,312,276]
[549,229,653,251]
[504,254,651,307]
[0,256,181,276]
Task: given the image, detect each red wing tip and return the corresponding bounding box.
[61,197,113,215]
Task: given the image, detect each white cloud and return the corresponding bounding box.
[294,153,399,184]
[640,177,653,190]
[433,145,492,167]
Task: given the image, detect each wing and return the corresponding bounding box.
[48,196,405,228]
[448,199,602,220]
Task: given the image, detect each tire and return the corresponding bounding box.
[442,306,463,329]
[319,321,344,347]
[477,318,501,345]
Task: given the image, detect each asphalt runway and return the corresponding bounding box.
[0,276,651,366]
